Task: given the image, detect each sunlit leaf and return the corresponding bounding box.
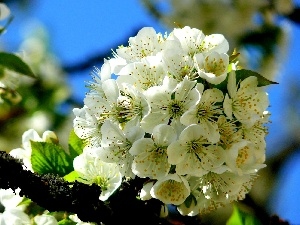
[226,205,262,225]
[31,141,73,176]
[68,129,84,160]
[17,197,31,207]
[58,218,76,225]
[64,170,80,182]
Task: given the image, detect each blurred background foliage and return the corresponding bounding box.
[0,0,299,224]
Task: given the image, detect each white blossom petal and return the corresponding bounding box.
[151,174,190,205]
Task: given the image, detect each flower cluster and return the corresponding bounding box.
[73,26,270,215]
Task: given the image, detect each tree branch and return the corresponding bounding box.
[0,151,167,225]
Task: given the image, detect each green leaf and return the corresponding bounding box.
[213,69,278,93]
[17,197,32,207]
[0,52,36,78]
[184,194,197,208]
[64,171,80,182]
[68,129,84,160]
[235,69,278,87]
[58,218,76,225]
[31,141,73,176]
[226,205,262,225]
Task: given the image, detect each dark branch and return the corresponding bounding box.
[141,0,163,20]
[0,151,167,225]
[62,50,112,73]
[0,151,111,223]
[284,7,300,25]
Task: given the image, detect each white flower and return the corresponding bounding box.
[150,174,190,205]
[86,65,112,93]
[170,26,205,55]
[200,34,229,55]
[217,115,243,146]
[165,26,229,55]
[83,79,117,120]
[73,151,122,201]
[140,182,154,201]
[9,129,58,171]
[117,55,166,91]
[141,76,199,133]
[104,57,128,76]
[162,49,197,81]
[167,124,226,176]
[34,215,58,225]
[85,79,150,127]
[194,51,229,84]
[96,121,144,178]
[223,71,269,128]
[200,172,242,202]
[130,124,177,179]
[0,189,24,211]
[73,106,102,149]
[181,86,224,143]
[69,214,95,225]
[116,27,164,63]
[179,172,253,215]
[0,209,31,225]
[0,188,30,225]
[242,119,268,157]
[225,140,266,175]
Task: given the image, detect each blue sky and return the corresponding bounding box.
[264,16,300,223]
[2,1,300,223]
[2,1,168,100]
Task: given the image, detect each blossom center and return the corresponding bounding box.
[178,65,192,80]
[187,140,207,162]
[168,101,184,119]
[204,57,226,76]
[157,180,185,202]
[153,145,167,155]
[197,103,221,122]
[94,176,110,191]
[114,93,143,124]
[236,146,250,167]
